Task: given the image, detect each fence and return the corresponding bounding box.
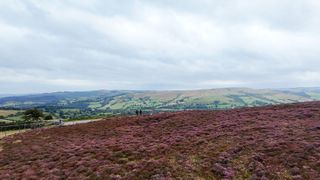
[0,119,101,138]
[0,121,61,138]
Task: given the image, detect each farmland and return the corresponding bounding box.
[0,110,20,117]
[1,101,319,179]
[0,110,23,123]
[1,87,320,120]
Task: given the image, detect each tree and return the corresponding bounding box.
[23,108,44,122]
[44,115,53,120]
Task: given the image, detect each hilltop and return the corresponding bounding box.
[1,87,320,120]
[1,102,319,179]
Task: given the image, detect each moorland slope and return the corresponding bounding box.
[0,102,320,179]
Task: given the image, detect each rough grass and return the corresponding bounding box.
[0,129,28,139]
[0,110,19,117]
[0,102,320,179]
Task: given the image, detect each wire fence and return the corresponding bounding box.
[0,119,101,138]
[0,121,62,138]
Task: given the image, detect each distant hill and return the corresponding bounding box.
[0,90,130,108]
[0,94,18,98]
[0,87,319,119]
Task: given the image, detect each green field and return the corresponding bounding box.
[0,110,20,117]
[0,88,320,120]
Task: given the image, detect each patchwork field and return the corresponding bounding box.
[0,102,320,179]
[0,110,19,117]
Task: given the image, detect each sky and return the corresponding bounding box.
[0,0,320,94]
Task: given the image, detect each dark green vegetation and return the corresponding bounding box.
[0,87,320,120]
[23,109,44,123]
[0,108,53,132]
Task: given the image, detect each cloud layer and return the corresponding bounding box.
[1,0,320,93]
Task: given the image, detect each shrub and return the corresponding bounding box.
[44,115,53,120]
[23,108,44,122]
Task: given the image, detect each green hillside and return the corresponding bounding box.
[0,88,319,120]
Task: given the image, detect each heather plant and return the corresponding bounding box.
[0,102,320,179]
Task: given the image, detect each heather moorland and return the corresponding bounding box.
[0,102,320,179]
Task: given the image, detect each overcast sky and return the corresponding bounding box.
[0,0,320,94]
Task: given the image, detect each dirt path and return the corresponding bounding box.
[62,119,102,126]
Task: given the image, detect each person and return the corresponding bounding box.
[139,109,142,116]
[136,110,139,116]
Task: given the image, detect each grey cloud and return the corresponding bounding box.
[0,0,320,93]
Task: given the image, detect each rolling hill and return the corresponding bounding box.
[1,102,319,179]
[0,87,320,119]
